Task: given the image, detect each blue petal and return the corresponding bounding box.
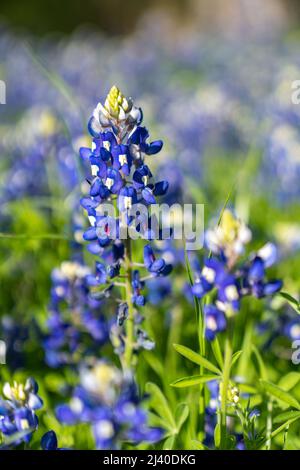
[263,280,283,296]
[249,257,265,281]
[146,140,163,155]
[90,178,102,197]
[144,244,155,269]
[83,227,97,241]
[79,147,92,160]
[41,431,58,450]
[88,116,101,138]
[153,180,169,196]
[142,187,156,204]
[56,405,77,425]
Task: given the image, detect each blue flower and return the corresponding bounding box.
[242,256,283,299]
[112,144,132,176]
[118,186,137,212]
[129,126,163,158]
[143,244,172,276]
[132,270,145,306]
[133,165,168,204]
[117,303,128,326]
[89,177,110,199]
[192,214,283,320]
[56,361,162,449]
[44,261,109,367]
[41,430,58,450]
[104,168,124,194]
[204,305,226,341]
[284,319,300,340]
[0,378,43,446]
[86,262,107,286]
[83,215,119,247]
[79,86,171,369]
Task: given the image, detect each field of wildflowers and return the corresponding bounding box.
[2,10,300,452]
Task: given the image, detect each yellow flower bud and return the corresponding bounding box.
[104,85,128,119]
[220,209,241,244]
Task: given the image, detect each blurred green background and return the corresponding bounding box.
[1,0,300,37]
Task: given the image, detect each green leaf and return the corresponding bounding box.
[252,345,267,380]
[260,379,300,410]
[278,372,300,391]
[173,344,221,375]
[283,433,300,450]
[163,436,175,450]
[280,292,300,314]
[231,350,242,368]
[171,374,220,388]
[238,383,257,394]
[148,411,169,430]
[184,249,194,286]
[211,337,224,369]
[145,382,176,430]
[175,403,189,431]
[190,439,210,450]
[143,351,165,380]
[273,411,300,424]
[270,417,300,441]
[214,422,221,448]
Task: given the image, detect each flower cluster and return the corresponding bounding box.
[79,86,172,361]
[191,210,283,340]
[43,260,110,367]
[56,361,163,449]
[0,378,43,447]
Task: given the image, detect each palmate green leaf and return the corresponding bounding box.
[280,292,300,314]
[171,374,220,388]
[173,344,221,375]
[260,379,300,410]
[175,403,189,431]
[273,410,300,424]
[145,382,176,430]
[148,412,172,433]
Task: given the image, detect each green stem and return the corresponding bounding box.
[123,238,135,371]
[220,320,233,448]
[266,399,273,450]
[198,299,206,440]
